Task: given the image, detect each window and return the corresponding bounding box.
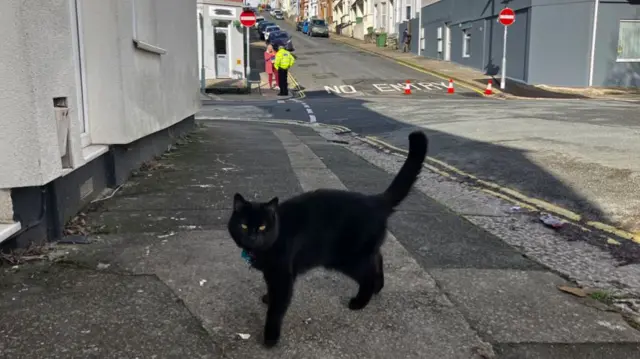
[132,0,166,54]
[406,6,411,20]
[617,20,640,62]
[462,29,471,58]
[133,0,157,45]
[437,26,443,54]
[381,3,387,31]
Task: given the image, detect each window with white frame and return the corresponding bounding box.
[381,2,387,31]
[616,20,640,62]
[462,29,471,58]
[437,26,443,55]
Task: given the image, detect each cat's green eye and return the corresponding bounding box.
[241,224,248,230]
[258,225,266,231]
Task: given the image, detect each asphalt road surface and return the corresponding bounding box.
[263,16,640,234]
[276,20,479,99]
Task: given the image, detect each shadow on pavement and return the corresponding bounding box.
[478,78,589,99]
[260,90,640,263]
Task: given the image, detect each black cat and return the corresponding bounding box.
[227,131,428,347]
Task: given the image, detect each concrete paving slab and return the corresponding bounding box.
[302,137,542,271]
[62,229,491,359]
[493,342,640,359]
[430,268,640,344]
[0,263,216,358]
[389,212,543,271]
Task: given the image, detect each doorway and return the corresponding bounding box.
[214,25,230,78]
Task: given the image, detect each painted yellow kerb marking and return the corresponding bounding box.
[362,135,639,243]
[288,72,306,99]
[332,38,486,96]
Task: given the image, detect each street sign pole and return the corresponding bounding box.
[200,14,206,93]
[245,27,251,79]
[239,10,257,81]
[497,8,515,91]
[501,25,507,90]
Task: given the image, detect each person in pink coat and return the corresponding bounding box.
[264,44,279,90]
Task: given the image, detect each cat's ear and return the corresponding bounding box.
[265,197,279,212]
[233,193,247,212]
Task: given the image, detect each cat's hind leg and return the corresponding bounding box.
[373,250,384,295]
[342,254,378,310]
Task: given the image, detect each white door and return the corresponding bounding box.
[214,27,230,78]
[444,25,451,61]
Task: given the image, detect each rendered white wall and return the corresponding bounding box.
[0,0,85,189]
[0,0,200,188]
[83,0,200,145]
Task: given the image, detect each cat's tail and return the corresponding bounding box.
[379,131,428,208]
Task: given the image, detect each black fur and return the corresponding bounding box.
[227,131,428,347]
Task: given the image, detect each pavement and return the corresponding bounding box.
[2,114,640,358]
[262,14,640,240]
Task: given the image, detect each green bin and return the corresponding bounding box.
[376,33,387,48]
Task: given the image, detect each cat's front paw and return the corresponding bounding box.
[263,323,281,348]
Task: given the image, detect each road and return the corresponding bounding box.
[267,16,640,235]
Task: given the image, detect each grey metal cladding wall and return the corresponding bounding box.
[527,0,594,87]
[421,0,531,26]
[421,20,443,59]
[483,8,530,81]
[449,20,486,71]
[593,2,640,87]
[410,17,420,53]
[420,0,531,81]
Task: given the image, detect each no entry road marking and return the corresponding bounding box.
[323,82,448,95]
[372,82,446,92]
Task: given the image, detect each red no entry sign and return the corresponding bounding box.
[239,10,257,27]
[498,8,515,26]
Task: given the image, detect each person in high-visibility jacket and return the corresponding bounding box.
[274,45,295,96]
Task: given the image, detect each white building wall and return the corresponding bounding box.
[199,3,245,80]
[0,0,86,189]
[84,0,200,146]
[0,0,200,189]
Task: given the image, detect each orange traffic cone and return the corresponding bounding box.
[404,80,411,95]
[447,79,455,94]
[484,80,493,95]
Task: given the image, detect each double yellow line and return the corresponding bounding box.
[288,72,305,99]
[359,135,639,244]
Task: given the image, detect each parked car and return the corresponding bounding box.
[296,21,304,31]
[268,31,294,52]
[308,18,329,37]
[257,21,275,39]
[273,10,284,20]
[255,16,265,28]
[263,25,281,41]
[269,8,279,16]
